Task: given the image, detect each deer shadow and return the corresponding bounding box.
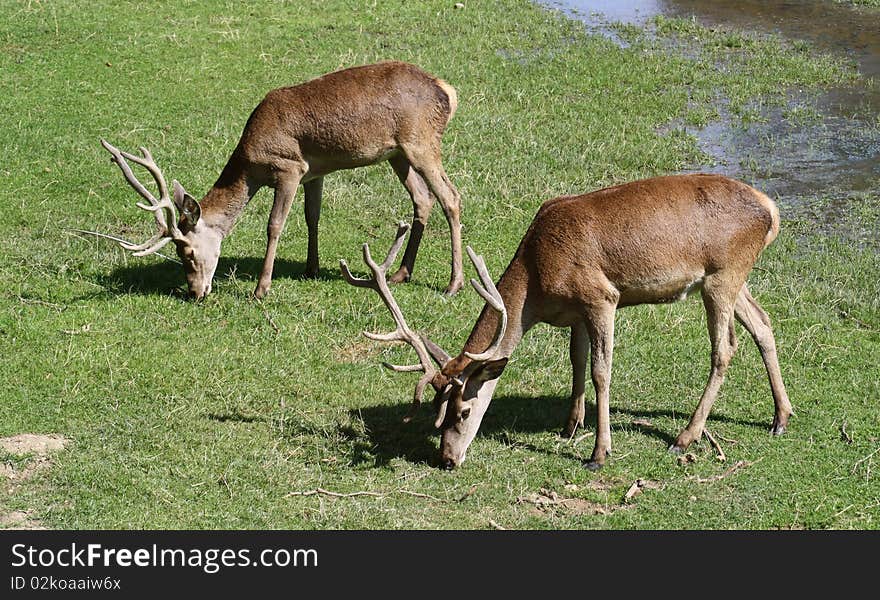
[97,256,342,296]
[347,393,770,468]
[96,255,448,297]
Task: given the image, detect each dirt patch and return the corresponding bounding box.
[1,434,69,482]
[0,510,46,530]
[623,478,664,503]
[1,433,68,457]
[333,339,384,364]
[518,488,620,516]
[520,478,664,517]
[1,433,69,530]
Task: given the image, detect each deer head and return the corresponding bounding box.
[342,228,509,469]
[100,139,221,299]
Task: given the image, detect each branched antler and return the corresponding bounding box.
[101,139,182,256]
[463,246,508,360]
[341,223,449,422]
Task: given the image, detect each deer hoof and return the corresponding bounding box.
[388,268,411,284]
[667,444,684,455]
[584,460,604,472]
[770,423,786,436]
[253,284,270,299]
[443,281,464,296]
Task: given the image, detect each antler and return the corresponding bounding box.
[340,222,447,422]
[100,139,182,256]
[463,246,508,360]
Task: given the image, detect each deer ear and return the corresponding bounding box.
[473,357,508,382]
[173,180,201,226]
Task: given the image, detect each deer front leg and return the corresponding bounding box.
[562,322,588,438]
[584,305,616,471]
[255,170,303,299]
[303,177,323,279]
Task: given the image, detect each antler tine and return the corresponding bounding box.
[380,222,410,271]
[100,139,181,252]
[464,246,508,361]
[382,363,425,373]
[341,223,450,419]
[101,139,159,208]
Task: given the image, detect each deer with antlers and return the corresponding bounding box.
[343,174,793,470]
[98,61,464,299]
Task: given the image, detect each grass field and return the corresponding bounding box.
[1,0,878,529]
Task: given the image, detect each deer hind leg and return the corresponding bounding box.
[303,177,324,279]
[671,276,740,452]
[584,304,616,471]
[735,284,792,435]
[562,322,588,439]
[401,144,464,295]
[255,168,304,299]
[387,155,435,285]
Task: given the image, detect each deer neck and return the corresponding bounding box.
[198,156,261,237]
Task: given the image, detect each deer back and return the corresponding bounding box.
[233,61,457,173]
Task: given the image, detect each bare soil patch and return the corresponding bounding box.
[1,433,69,529]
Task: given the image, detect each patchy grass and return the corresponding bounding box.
[0,0,877,529]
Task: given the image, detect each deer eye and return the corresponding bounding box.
[460,408,471,421]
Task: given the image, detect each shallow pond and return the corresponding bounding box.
[537,0,880,221]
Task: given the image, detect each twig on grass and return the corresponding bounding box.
[286,487,445,502]
[623,480,643,503]
[623,479,663,503]
[458,484,479,502]
[572,432,594,446]
[488,519,506,530]
[256,299,280,333]
[840,421,854,445]
[851,446,879,475]
[714,432,739,445]
[18,296,66,311]
[690,459,760,483]
[703,429,726,462]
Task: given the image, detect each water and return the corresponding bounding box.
[537,0,880,219]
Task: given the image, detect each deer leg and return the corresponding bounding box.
[735,284,793,435]
[255,169,304,299]
[562,322,588,438]
[671,279,738,452]
[402,146,464,296]
[387,155,435,285]
[303,177,323,279]
[584,304,616,470]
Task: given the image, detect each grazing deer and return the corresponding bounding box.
[343,174,793,470]
[100,61,464,299]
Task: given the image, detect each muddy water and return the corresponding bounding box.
[537,0,880,211]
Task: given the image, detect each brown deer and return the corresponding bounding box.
[99,61,464,299]
[343,174,793,470]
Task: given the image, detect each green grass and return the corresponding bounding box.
[1,0,877,529]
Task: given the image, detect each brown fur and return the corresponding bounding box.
[439,174,792,469]
[114,61,465,299]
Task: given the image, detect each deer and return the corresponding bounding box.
[98,61,464,299]
[342,174,793,470]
